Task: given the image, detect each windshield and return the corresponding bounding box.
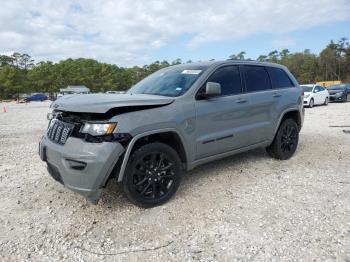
[328,84,345,90]
[128,66,207,97]
[301,85,314,92]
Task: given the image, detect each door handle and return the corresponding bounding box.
[273,93,281,98]
[236,98,247,103]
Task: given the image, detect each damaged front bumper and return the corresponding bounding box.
[39,135,125,204]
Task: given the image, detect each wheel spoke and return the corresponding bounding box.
[160,162,173,171]
[140,182,152,196]
[162,173,175,179]
[159,180,167,193]
[136,177,148,186]
[157,153,165,169]
[151,183,156,199]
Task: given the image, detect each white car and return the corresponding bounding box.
[301,84,329,108]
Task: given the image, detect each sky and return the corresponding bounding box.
[0,0,350,66]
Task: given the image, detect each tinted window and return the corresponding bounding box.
[243,66,271,92]
[267,67,294,88]
[301,85,314,92]
[315,86,322,92]
[206,66,242,96]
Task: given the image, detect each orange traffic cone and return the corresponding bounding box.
[3,106,7,113]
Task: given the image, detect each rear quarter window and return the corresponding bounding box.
[267,67,295,89]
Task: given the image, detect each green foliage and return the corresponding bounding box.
[0,38,349,99]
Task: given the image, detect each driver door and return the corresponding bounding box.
[194,65,250,159]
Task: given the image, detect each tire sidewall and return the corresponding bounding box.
[123,142,182,208]
[309,98,314,108]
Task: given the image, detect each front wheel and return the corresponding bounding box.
[309,98,314,108]
[266,119,299,160]
[123,142,182,208]
[324,97,328,105]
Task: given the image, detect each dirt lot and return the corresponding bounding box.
[0,101,349,261]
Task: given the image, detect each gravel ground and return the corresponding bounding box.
[0,101,349,261]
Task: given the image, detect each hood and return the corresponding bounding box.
[51,93,174,113]
[328,90,344,95]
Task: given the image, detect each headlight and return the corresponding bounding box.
[80,122,117,136]
[335,92,343,97]
[305,94,310,98]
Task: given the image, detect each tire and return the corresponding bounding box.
[324,97,328,105]
[123,142,182,208]
[309,98,314,108]
[266,119,299,160]
[344,94,348,102]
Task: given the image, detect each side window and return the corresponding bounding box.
[267,67,294,89]
[205,66,242,96]
[243,66,271,92]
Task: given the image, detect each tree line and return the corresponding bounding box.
[0,37,349,99]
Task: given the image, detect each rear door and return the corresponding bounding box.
[194,65,251,159]
[240,65,277,144]
[266,66,297,137]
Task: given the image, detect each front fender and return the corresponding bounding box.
[116,128,188,182]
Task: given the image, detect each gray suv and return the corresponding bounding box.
[39,60,304,207]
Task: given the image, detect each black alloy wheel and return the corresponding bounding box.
[266,118,299,160]
[123,143,182,208]
[280,124,298,154]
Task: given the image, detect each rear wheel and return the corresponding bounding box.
[309,98,314,108]
[123,142,182,208]
[266,119,299,160]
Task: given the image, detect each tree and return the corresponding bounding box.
[229,51,246,60]
[2,38,350,100]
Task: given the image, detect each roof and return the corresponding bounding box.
[169,60,286,69]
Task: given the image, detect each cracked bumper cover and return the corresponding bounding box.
[39,135,125,204]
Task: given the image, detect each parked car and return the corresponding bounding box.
[328,84,350,102]
[25,93,48,102]
[301,84,329,108]
[39,61,304,208]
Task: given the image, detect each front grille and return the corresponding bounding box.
[47,120,74,145]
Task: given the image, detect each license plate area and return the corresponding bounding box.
[47,120,74,145]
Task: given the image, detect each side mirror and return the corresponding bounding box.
[205,82,221,97]
[313,89,317,93]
